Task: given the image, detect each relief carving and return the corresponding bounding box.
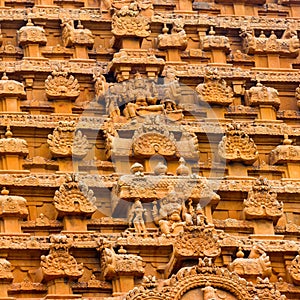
[41,235,83,280]
[269,134,300,164]
[289,254,300,285]
[158,19,188,50]
[240,24,300,57]
[0,258,13,280]
[47,121,89,158]
[111,1,150,38]
[243,177,283,221]
[295,84,300,109]
[0,126,29,156]
[201,26,231,52]
[218,122,259,165]
[0,73,26,98]
[45,66,80,100]
[18,19,47,46]
[128,198,148,235]
[245,81,280,108]
[229,245,272,279]
[61,20,94,47]
[54,173,97,216]
[196,68,234,106]
[101,244,144,280]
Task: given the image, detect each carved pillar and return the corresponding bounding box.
[158,20,188,62]
[0,126,29,171]
[45,67,80,113]
[0,257,14,300]
[61,20,94,60]
[0,73,26,112]
[101,245,144,297]
[54,174,96,231]
[243,177,283,236]
[196,67,234,118]
[47,121,89,172]
[18,19,47,59]
[200,27,231,65]
[218,123,259,176]
[0,187,28,234]
[245,82,280,120]
[40,235,83,299]
[269,135,300,178]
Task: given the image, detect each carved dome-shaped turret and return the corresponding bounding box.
[0,73,26,99]
[18,19,47,46]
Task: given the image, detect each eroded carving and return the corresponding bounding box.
[289,254,300,285]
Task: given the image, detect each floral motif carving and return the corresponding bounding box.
[243,177,283,221]
[47,121,89,158]
[101,244,144,280]
[289,254,300,285]
[111,1,150,38]
[218,122,259,165]
[54,173,96,216]
[269,134,300,164]
[240,25,300,57]
[18,19,47,46]
[196,68,234,106]
[61,20,94,47]
[41,235,83,280]
[158,19,188,50]
[45,66,80,100]
[245,81,280,108]
[229,245,272,279]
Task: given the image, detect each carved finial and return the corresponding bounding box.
[176,157,190,176]
[283,134,293,145]
[162,23,168,34]
[209,26,215,35]
[5,125,13,138]
[77,20,83,29]
[236,247,244,258]
[118,246,127,254]
[1,72,8,80]
[130,162,144,176]
[1,187,9,195]
[26,18,34,26]
[154,161,167,175]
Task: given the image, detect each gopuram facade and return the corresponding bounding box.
[0,0,299,299]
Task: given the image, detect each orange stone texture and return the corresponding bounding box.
[0,0,299,299]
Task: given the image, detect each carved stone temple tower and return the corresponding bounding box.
[0,0,299,299]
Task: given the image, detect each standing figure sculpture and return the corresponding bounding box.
[128,199,148,234]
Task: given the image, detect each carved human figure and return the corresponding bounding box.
[202,282,219,300]
[128,199,147,234]
[163,66,181,102]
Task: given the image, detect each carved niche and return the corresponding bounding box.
[101,244,144,280]
[289,254,300,285]
[45,66,80,100]
[54,173,97,216]
[229,245,272,279]
[158,19,188,50]
[218,123,259,165]
[240,24,300,57]
[245,82,280,108]
[269,134,300,165]
[18,19,47,46]
[111,1,150,38]
[47,121,89,158]
[243,177,283,221]
[61,20,94,48]
[196,68,234,106]
[41,234,83,280]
